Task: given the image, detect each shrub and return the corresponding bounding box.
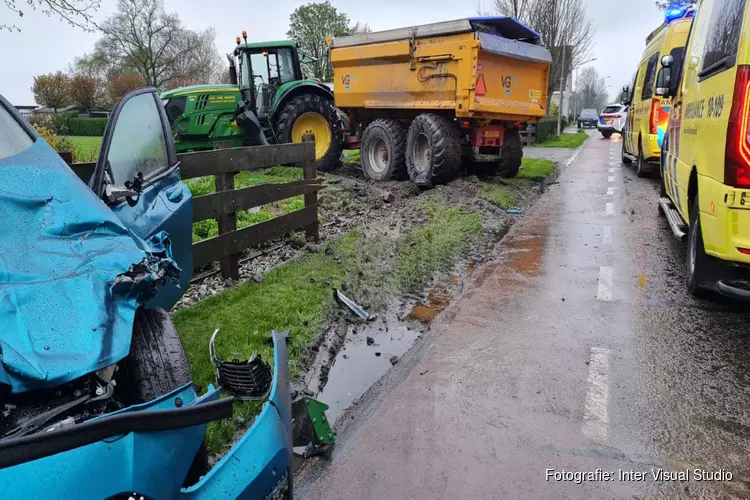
[28,114,53,130]
[51,111,78,135]
[33,125,73,153]
[69,117,108,136]
[535,119,559,143]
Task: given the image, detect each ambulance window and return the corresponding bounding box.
[641,53,660,100]
[701,0,747,75]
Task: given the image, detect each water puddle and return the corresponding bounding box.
[312,310,420,423]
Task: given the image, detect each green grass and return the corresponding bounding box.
[480,182,518,209]
[67,136,102,162]
[393,199,483,292]
[175,198,485,453]
[535,131,588,149]
[188,167,305,243]
[341,150,361,166]
[173,238,349,453]
[518,158,557,180]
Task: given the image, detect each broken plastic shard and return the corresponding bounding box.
[334,289,373,320]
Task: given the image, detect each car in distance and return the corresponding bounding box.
[598,103,629,138]
[578,109,599,129]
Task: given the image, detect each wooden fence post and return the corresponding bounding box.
[302,135,319,241]
[214,144,240,280]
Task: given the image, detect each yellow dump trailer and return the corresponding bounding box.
[329,17,552,185]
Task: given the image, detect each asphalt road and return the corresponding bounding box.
[297,134,750,499]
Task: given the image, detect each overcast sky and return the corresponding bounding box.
[0,0,664,105]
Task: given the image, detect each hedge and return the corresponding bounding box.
[69,117,108,136]
[535,118,561,144]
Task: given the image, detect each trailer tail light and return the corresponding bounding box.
[725,66,750,188]
[739,248,750,255]
[649,98,660,135]
[475,74,487,96]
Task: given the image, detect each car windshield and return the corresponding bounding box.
[581,109,598,117]
[602,106,622,114]
[0,103,34,160]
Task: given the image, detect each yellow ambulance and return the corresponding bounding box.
[657,0,750,299]
[621,9,693,177]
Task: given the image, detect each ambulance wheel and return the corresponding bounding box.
[621,128,632,164]
[636,139,649,178]
[686,194,714,298]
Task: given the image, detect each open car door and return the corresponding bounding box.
[90,88,193,309]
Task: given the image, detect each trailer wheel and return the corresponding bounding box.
[493,128,523,178]
[276,94,343,172]
[406,113,461,187]
[361,119,407,181]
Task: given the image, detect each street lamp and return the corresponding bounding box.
[573,58,598,120]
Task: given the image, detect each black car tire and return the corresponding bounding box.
[120,308,192,404]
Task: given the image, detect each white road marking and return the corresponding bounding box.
[607,187,615,195]
[608,176,615,182]
[582,347,611,442]
[606,202,614,215]
[597,266,613,301]
[603,226,612,245]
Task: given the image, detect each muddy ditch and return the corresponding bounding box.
[173,153,566,444]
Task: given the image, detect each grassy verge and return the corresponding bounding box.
[518,158,557,180]
[480,158,557,210]
[174,199,484,454]
[535,131,588,149]
[188,167,304,243]
[67,136,103,162]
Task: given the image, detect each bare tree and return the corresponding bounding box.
[2,0,99,32]
[485,0,595,113]
[578,66,608,111]
[96,0,201,88]
[169,27,224,85]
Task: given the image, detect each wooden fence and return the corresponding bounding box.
[179,139,321,280]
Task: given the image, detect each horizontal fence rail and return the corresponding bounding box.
[181,139,319,279]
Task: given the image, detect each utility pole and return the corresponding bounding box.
[557,45,566,137]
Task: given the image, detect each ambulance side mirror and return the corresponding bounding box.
[655,67,672,97]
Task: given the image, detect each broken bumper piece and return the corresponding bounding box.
[0,331,293,500]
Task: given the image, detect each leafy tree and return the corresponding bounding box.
[287,1,365,80]
[69,74,103,109]
[109,73,146,102]
[32,71,70,112]
[2,0,99,32]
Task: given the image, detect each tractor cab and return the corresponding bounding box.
[228,32,343,171]
[233,38,305,125]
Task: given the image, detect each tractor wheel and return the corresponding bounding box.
[493,128,523,178]
[361,119,408,181]
[406,113,461,187]
[276,94,343,172]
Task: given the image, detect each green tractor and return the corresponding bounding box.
[162,37,343,171]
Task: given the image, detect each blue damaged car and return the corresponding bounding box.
[0,89,293,499]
